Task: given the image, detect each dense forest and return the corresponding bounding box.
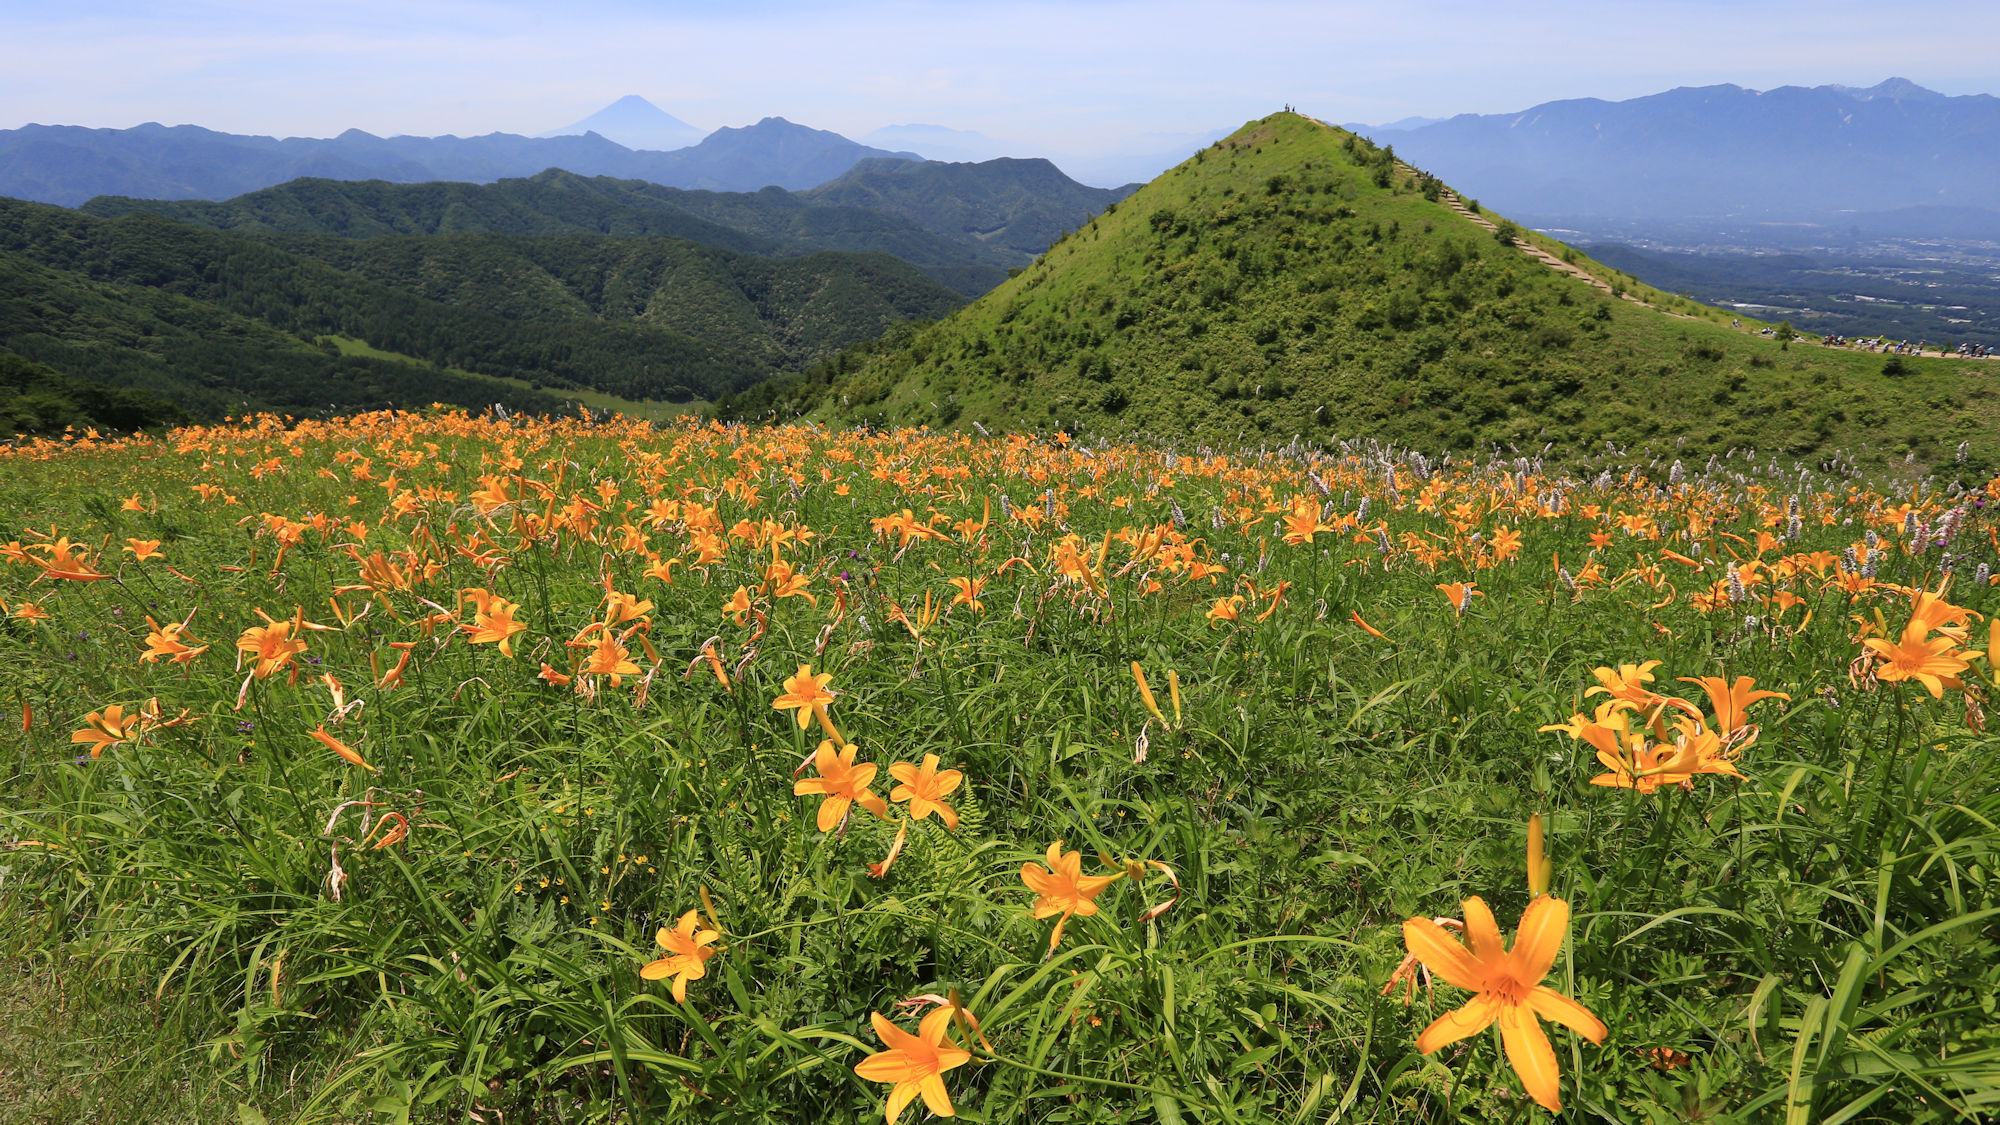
[0,195,967,425]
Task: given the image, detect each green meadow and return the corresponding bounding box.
[2,412,1996,1122]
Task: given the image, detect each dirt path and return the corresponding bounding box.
[1394,162,1704,318]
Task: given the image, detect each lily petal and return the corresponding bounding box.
[1498,1004,1563,1112]
[1401,916,1483,991]
[1415,992,1501,1054]
[1528,985,1608,1044]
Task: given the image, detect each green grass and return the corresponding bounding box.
[1,412,1998,1122]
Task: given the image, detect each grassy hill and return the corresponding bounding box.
[740,113,2000,472]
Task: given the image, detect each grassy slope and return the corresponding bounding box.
[807,114,2000,472]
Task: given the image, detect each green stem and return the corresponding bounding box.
[979,1050,1214,1108]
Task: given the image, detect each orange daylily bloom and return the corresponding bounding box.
[237,618,308,680]
[1561,706,1745,792]
[793,739,888,831]
[945,575,986,612]
[140,615,209,664]
[579,634,641,686]
[1864,630,1970,698]
[71,704,143,757]
[888,753,962,830]
[311,725,377,772]
[639,909,721,1003]
[1435,582,1480,615]
[1585,660,1667,708]
[1402,895,1606,1112]
[1280,500,1329,545]
[1021,840,1122,950]
[460,587,529,657]
[772,663,838,738]
[1676,674,1789,739]
[854,1005,973,1122]
[603,588,654,626]
[124,538,164,562]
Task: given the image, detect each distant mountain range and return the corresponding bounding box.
[0,115,918,206]
[1373,79,2000,229]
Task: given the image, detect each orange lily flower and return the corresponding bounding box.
[1585,660,1666,708]
[1402,895,1606,1112]
[1676,674,1789,739]
[71,704,143,758]
[722,585,754,625]
[237,618,308,680]
[888,753,962,830]
[854,1005,973,1122]
[1435,581,1480,615]
[460,587,528,657]
[140,615,209,664]
[311,726,377,772]
[772,663,839,739]
[945,575,985,612]
[1021,841,1122,950]
[639,909,721,1003]
[580,634,641,686]
[1864,630,1970,698]
[793,739,888,831]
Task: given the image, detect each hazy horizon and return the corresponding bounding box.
[6,0,1996,169]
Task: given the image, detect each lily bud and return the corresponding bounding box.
[1527,813,1550,896]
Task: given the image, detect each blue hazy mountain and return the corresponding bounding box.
[539,95,706,151]
[1378,78,2000,227]
[0,116,916,205]
[638,117,919,192]
[1340,116,1445,133]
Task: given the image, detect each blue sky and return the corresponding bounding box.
[5,0,1996,169]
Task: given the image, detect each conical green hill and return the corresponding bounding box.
[774,112,1996,470]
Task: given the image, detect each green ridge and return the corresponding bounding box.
[750,113,2000,471]
[0,196,966,427]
